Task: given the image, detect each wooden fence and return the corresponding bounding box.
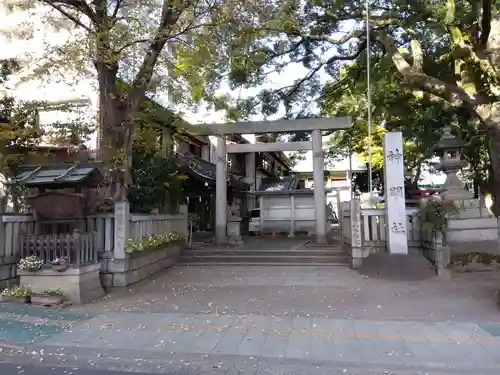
[1,209,188,261]
[128,213,187,241]
[341,204,436,250]
[358,208,420,248]
[19,231,98,267]
[0,214,115,260]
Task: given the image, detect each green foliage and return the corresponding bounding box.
[320,55,450,184]
[2,284,33,297]
[128,139,186,214]
[36,289,63,297]
[18,255,43,271]
[0,59,42,153]
[124,231,186,254]
[418,198,461,232]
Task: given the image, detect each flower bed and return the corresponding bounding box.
[1,284,33,303]
[124,231,186,254]
[102,231,186,288]
[18,255,43,272]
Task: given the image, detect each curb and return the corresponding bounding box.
[0,340,25,351]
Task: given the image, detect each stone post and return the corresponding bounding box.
[383,132,408,254]
[113,201,130,260]
[312,129,327,244]
[215,136,227,244]
[435,231,451,279]
[289,195,295,237]
[245,152,256,210]
[178,204,189,245]
[349,198,363,268]
[259,196,265,234]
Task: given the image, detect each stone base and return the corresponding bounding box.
[103,244,182,288]
[0,257,18,290]
[437,267,452,280]
[447,217,498,242]
[227,219,242,241]
[357,252,436,280]
[19,263,104,304]
[348,246,377,269]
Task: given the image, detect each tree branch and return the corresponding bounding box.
[41,0,91,30]
[41,0,98,28]
[410,39,423,71]
[480,0,492,47]
[307,29,365,45]
[128,0,194,105]
[378,34,482,107]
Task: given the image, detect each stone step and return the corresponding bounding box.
[179,254,348,264]
[177,261,349,266]
[182,249,345,257]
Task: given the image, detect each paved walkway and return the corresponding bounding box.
[2,265,500,374]
[38,311,500,370]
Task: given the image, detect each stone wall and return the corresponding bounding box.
[447,217,498,244]
[421,232,440,263]
[99,244,182,288]
[0,256,18,291]
[19,264,104,304]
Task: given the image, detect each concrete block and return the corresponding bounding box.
[112,273,128,287]
[108,244,182,287]
[99,273,113,288]
[19,263,105,304]
[107,258,129,273]
[0,264,12,282]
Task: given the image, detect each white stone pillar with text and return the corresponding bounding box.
[215,136,227,244]
[312,129,327,244]
[383,132,408,254]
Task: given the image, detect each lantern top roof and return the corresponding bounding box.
[435,126,467,150]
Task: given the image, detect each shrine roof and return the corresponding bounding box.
[258,176,299,192]
[174,152,250,190]
[11,162,103,187]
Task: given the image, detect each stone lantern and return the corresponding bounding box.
[434,126,473,201]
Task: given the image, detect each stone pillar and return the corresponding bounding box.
[349,198,364,268]
[336,192,342,232]
[113,201,130,260]
[215,136,227,244]
[289,195,295,237]
[312,129,327,244]
[245,152,256,210]
[259,196,265,234]
[383,132,408,254]
[178,204,189,245]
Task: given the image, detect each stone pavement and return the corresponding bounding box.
[2,265,500,374]
[0,303,93,344]
[35,310,500,371]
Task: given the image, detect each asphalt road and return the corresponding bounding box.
[0,363,156,375]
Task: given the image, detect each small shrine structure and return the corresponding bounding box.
[10,161,105,264]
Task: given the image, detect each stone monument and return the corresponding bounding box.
[383,132,408,254]
[435,126,473,201]
[358,131,440,280]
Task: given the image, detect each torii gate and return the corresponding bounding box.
[190,117,352,244]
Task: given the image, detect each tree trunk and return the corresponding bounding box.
[476,104,500,215]
[413,163,422,185]
[95,62,130,202]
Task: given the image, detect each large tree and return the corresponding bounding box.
[226,0,500,210]
[320,55,449,186]
[10,0,257,201]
